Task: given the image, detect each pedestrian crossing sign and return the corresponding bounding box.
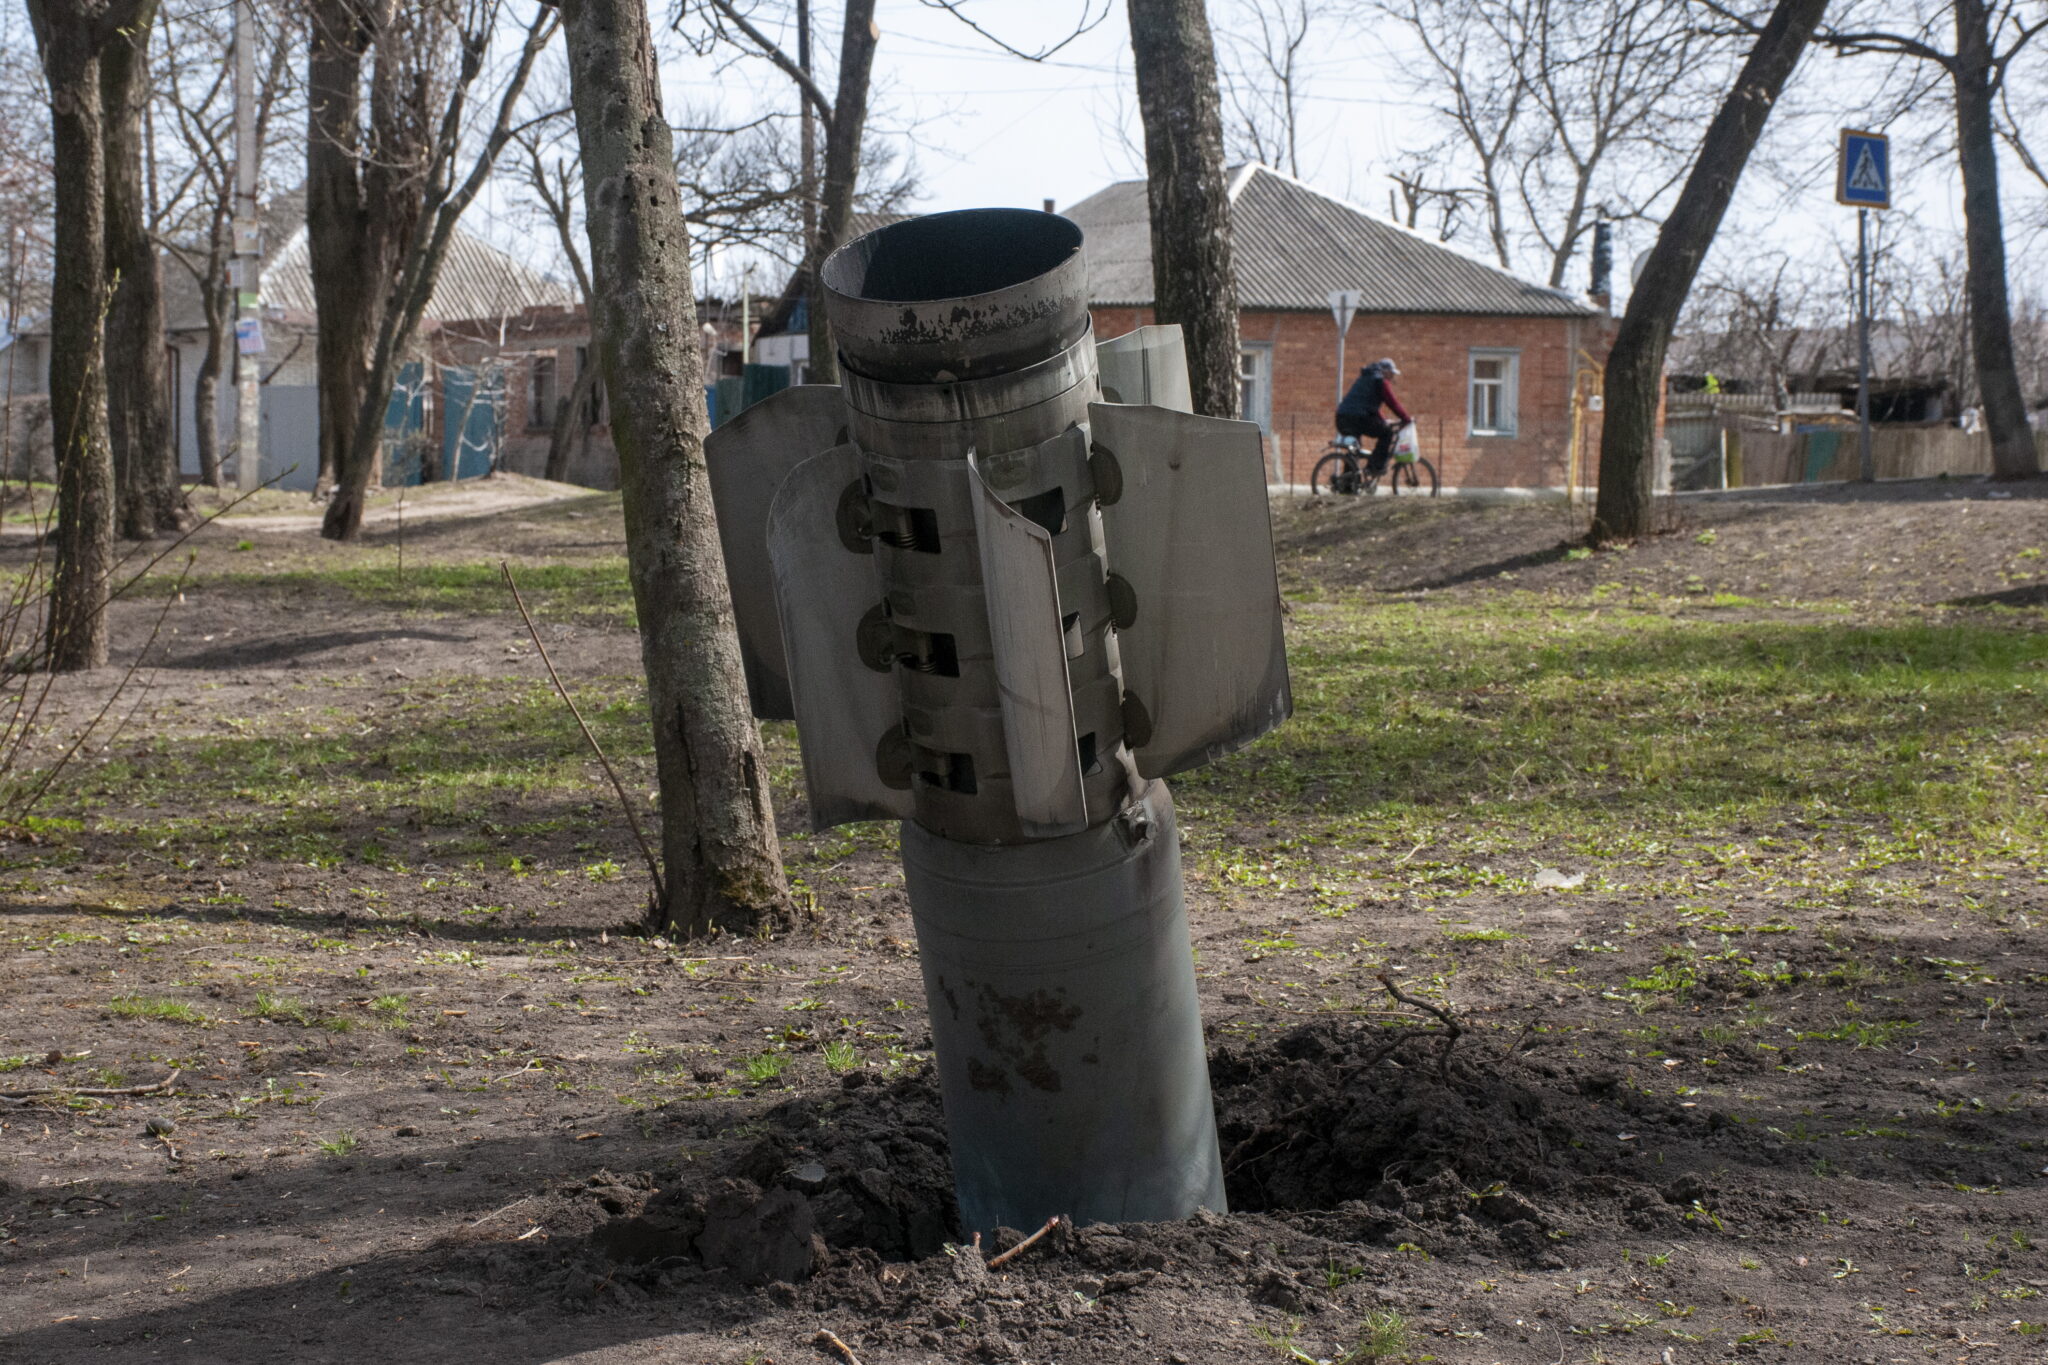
[1838,129,1891,208]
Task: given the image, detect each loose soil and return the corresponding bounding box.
[1,477,2042,1364]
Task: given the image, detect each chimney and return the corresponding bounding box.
[1590,220,1613,313]
[1043,198,1056,214]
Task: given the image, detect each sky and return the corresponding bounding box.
[456,1,2045,311]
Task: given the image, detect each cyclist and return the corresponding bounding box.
[1334,357,1412,478]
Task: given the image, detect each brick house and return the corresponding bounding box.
[1062,165,1612,491]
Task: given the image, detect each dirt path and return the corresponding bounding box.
[219,476,594,535]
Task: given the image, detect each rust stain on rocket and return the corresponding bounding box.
[970,985,1081,1094]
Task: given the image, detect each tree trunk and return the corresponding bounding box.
[100,0,181,540]
[306,0,410,506]
[802,0,877,388]
[28,2,119,672]
[1589,0,1827,543]
[193,260,227,488]
[544,356,599,482]
[559,0,790,937]
[1128,0,1242,419]
[1952,0,2037,480]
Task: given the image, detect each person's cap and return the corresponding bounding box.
[1376,357,1400,376]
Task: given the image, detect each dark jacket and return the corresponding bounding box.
[1336,365,1411,422]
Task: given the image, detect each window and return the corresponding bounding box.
[1469,349,1519,437]
[1239,343,1273,432]
[526,356,556,430]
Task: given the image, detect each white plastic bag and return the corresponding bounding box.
[1391,424,1419,461]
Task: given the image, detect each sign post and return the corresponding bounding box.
[1838,129,1890,484]
[1327,289,1362,404]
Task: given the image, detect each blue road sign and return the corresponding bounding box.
[1838,129,1891,209]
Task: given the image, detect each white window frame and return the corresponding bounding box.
[1239,342,1273,433]
[1468,348,1520,437]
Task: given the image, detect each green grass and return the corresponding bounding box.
[208,559,635,625]
[247,992,350,1031]
[110,995,208,1025]
[1179,600,2047,880]
[742,1052,790,1083]
[317,1130,360,1156]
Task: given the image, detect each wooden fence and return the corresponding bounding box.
[1728,426,2046,486]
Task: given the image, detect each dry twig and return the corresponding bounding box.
[987,1215,1063,1269]
[500,561,664,902]
[1,1069,181,1103]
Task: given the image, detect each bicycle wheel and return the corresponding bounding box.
[1392,458,1440,497]
[1311,452,1361,496]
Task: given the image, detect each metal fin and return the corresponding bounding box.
[766,443,914,831]
[1095,325,1193,412]
[968,451,1088,838]
[705,384,848,720]
[1088,403,1291,779]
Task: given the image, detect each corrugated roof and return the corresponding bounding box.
[1062,164,1592,318]
[259,219,573,323]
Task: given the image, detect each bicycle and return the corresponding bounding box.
[1310,427,1440,498]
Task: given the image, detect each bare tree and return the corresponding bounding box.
[320,1,556,540]
[304,0,437,501]
[556,0,790,936]
[25,0,157,671]
[1,8,57,482]
[512,116,600,483]
[683,0,879,386]
[1683,253,1847,406]
[1387,148,1478,242]
[1591,0,1829,543]
[156,0,296,491]
[1365,0,1720,289]
[101,0,181,540]
[1129,0,1242,419]
[1215,0,1314,177]
[1810,0,2045,478]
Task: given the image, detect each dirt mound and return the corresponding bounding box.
[1213,1023,1555,1212]
[579,1072,961,1289]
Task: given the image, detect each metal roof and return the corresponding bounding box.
[259,220,572,324]
[1061,164,1593,318]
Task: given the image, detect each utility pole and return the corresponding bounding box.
[1856,207,1873,483]
[232,0,262,492]
[1836,128,1890,484]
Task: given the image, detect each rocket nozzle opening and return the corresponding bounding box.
[822,209,1092,385]
[824,209,1082,304]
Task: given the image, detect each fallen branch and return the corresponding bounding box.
[1,1069,181,1102]
[813,1329,864,1365]
[468,1195,533,1228]
[1375,972,1462,1082]
[501,561,664,904]
[987,1215,1062,1270]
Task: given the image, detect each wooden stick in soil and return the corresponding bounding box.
[9,553,193,821]
[1375,972,1461,1080]
[1,1068,180,1102]
[813,1329,863,1365]
[987,1215,1063,1269]
[500,561,664,903]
